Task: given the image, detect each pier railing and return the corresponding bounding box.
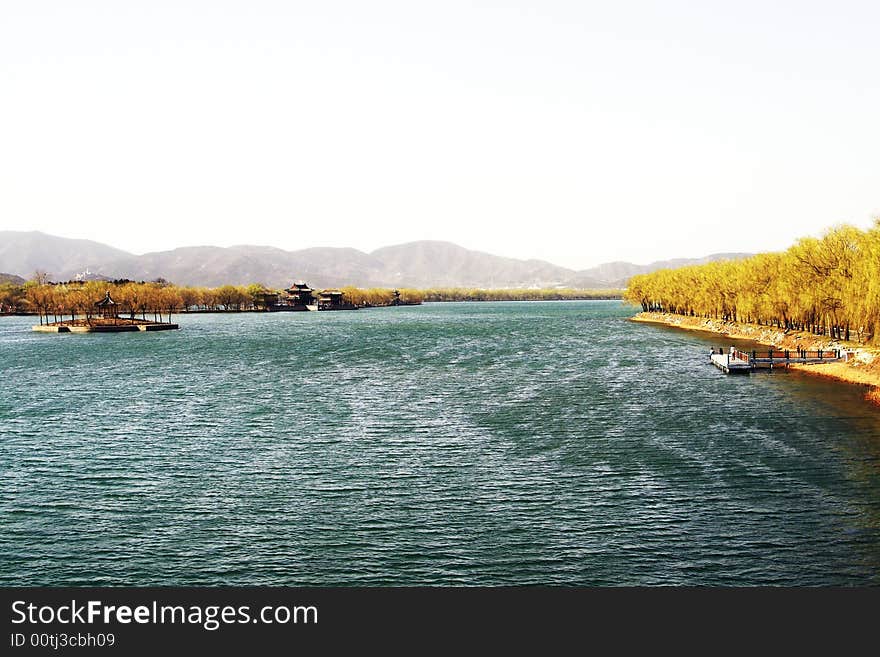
[730,348,841,363]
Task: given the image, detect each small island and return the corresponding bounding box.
[32,291,179,333]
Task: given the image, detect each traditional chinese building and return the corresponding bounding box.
[94,291,119,320]
[317,290,357,311]
[256,292,280,310]
[284,281,316,308]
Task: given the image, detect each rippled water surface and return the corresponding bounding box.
[2,301,880,585]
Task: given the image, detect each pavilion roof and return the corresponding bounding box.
[94,291,117,307]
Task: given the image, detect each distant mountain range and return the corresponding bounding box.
[0,272,26,285]
[0,231,751,289]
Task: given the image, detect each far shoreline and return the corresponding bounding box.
[0,295,623,319]
[631,311,880,404]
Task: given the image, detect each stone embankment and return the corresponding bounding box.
[631,312,880,403]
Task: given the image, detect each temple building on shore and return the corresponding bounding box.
[286,281,316,307]
[261,281,356,311]
[259,281,316,311]
[316,289,357,311]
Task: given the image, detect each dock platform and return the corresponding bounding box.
[33,322,179,333]
[710,348,844,374]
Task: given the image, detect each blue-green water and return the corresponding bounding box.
[1,301,879,585]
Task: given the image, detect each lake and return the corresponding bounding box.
[1,301,879,585]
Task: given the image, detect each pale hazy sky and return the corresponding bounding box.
[2,1,879,269]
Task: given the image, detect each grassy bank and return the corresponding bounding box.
[631,311,880,404]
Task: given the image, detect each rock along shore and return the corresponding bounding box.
[630,311,880,404]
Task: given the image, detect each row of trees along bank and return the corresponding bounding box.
[624,222,880,344]
[0,280,622,318]
[420,288,621,302]
[1,280,428,324]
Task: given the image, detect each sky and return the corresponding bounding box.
[2,1,879,270]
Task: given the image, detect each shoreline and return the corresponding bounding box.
[631,312,880,404]
[0,297,622,318]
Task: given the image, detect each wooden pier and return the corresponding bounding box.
[710,348,844,374]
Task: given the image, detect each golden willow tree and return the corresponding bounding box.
[15,280,426,323]
[9,280,616,321]
[23,281,185,325]
[418,288,620,302]
[339,287,425,306]
[625,222,880,343]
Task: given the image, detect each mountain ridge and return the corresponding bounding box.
[0,231,751,289]
[0,272,26,285]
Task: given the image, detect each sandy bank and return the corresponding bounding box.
[631,312,880,404]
